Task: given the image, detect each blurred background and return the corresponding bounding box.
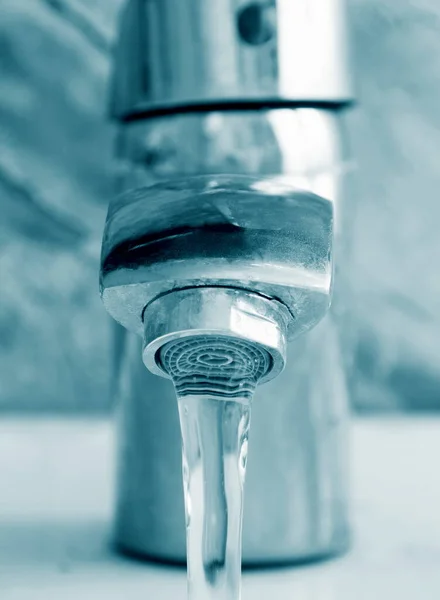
[1,0,440,414]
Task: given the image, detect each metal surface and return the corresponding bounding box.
[110,0,353,119]
[100,174,334,341]
[106,107,351,564]
[142,287,290,383]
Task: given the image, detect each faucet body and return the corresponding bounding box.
[106,0,353,564]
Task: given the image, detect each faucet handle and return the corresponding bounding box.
[109,0,353,120]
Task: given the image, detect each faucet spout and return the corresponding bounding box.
[142,287,290,384]
[100,171,334,374]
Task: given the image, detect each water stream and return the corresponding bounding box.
[177,393,251,600]
[159,335,270,600]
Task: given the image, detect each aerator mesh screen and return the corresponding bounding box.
[159,335,271,398]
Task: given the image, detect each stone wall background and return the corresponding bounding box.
[1,0,439,412]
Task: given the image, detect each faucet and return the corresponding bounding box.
[102,0,353,564]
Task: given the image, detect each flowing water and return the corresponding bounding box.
[178,394,251,600]
[159,335,271,600]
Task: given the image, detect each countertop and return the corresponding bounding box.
[1,417,440,599]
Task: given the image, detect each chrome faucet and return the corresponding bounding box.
[102,0,353,564]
